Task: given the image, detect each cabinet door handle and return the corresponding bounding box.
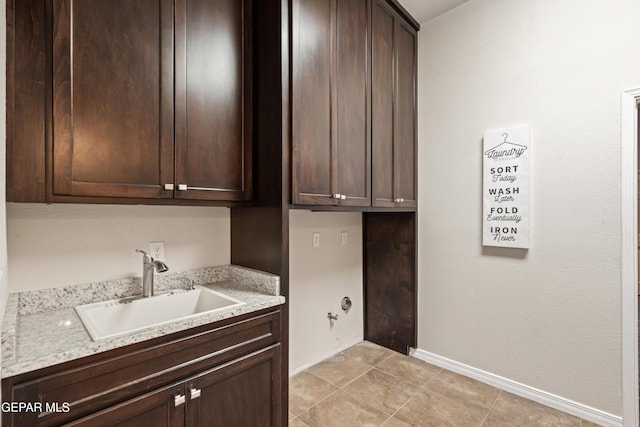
[174,394,186,407]
[164,184,174,190]
[178,184,187,191]
[190,388,202,400]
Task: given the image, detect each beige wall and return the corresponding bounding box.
[417,0,640,416]
[289,210,363,374]
[7,204,230,291]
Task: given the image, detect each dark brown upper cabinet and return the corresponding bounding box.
[371,0,417,209]
[51,0,175,200]
[291,0,371,207]
[8,0,251,204]
[174,0,252,202]
[290,0,417,210]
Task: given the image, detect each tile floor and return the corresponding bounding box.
[289,341,602,427]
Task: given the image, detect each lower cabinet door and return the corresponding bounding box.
[185,344,282,427]
[64,383,185,427]
[68,345,282,427]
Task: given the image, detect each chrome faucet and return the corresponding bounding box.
[135,249,169,297]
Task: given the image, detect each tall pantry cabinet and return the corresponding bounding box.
[286,0,419,353]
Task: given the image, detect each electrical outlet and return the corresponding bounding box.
[312,232,320,248]
[341,231,348,246]
[149,241,165,261]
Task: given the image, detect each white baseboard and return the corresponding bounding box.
[412,349,622,427]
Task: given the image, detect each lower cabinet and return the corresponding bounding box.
[67,346,281,427]
[186,346,280,426]
[2,309,283,427]
[66,383,186,427]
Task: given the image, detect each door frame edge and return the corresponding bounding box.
[621,87,639,427]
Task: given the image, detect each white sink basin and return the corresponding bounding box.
[75,286,245,341]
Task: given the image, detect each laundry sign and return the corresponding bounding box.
[482,126,530,249]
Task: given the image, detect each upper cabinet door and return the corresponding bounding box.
[174,0,252,202]
[292,0,336,205]
[371,0,417,209]
[51,0,174,198]
[336,0,371,207]
[291,0,370,207]
[393,20,417,209]
[371,1,395,208]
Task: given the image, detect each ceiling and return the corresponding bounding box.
[398,0,469,24]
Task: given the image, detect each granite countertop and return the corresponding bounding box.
[1,265,285,378]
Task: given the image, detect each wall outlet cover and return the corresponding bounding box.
[149,241,165,261]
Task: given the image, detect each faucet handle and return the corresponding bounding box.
[135,249,153,262]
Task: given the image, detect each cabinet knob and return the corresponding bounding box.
[178,184,188,191]
[340,194,346,200]
[174,394,186,407]
[190,388,202,400]
[333,193,342,199]
[164,184,174,190]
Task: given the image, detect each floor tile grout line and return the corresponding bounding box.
[310,345,442,392]
[419,368,504,414]
[334,365,375,389]
[418,384,498,418]
[290,371,340,419]
[294,386,340,421]
[336,364,433,416]
[296,364,401,424]
[370,360,444,390]
[375,358,448,425]
[384,389,417,424]
[479,389,503,426]
[335,375,405,419]
[374,351,396,367]
[335,372,437,420]
[367,365,434,394]
[342,348,397,368]
[421,366,445,390]
[379,414,394,427]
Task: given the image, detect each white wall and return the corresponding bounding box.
[289,210,363,374]
[7,204,230,291]
[6,205,363,374]
[417,0,640,416]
